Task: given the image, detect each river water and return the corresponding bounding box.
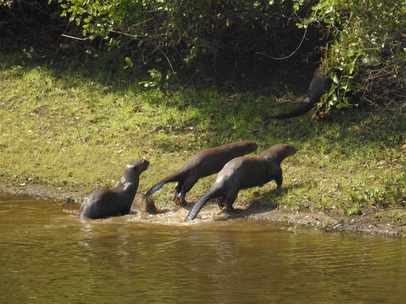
[0,194,405,304]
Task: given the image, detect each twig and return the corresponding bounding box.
[256,26,308,60]
[61,34,89,41]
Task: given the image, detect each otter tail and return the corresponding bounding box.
[144,180,167,197]
[144,170,188,197]
[184,188,221,222]
[266,97,315,119]
[266,72,331,120]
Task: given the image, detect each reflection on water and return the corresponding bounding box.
[0,194,405,303]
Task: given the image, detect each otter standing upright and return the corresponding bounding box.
[80,159,149,219]
[184,144,297,222]
[143,141,257,207]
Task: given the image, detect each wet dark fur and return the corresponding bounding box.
[184,144,297,222]
[143,141,257,206]
[80,159,149,219]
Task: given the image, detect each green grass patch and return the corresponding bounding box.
[0,48,405,226]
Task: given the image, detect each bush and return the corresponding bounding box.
[2,0,404,115]
[57,0,405,114]
[56,0,317,70]
[311,0,405,115]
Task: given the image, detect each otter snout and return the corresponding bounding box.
[127,159,150,172]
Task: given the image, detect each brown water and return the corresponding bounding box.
[0,195,405,304]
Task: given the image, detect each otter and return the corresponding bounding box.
[184,143,297,222]
[80,159,149,219]
[143,141,257,207]
[266,70,332,119]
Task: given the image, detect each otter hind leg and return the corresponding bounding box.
[176,177,198,207]
[222,189,239,214]
[218,197,226,208]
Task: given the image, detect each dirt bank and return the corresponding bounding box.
[2,180,405,237]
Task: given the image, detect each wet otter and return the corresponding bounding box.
[184,144,296,222]
[80,159,150,219]
[266,70,332,119]
[143,141,257,207]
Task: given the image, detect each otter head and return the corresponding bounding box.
[261,143,297,160]
[126,159,150,174]
[239,141,258,153]
[281,144,297,158]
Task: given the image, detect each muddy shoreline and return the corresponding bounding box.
[1,181,405,237]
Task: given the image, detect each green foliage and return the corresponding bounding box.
[54,0,405,112]
[0,0,13,7]
[55,0,311,78]
[309,0,405,114]
[139,69,174,90]
[349,182,406,210]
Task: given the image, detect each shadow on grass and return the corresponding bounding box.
[215,182,307,221]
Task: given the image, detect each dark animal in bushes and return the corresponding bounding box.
[267,70,331,119]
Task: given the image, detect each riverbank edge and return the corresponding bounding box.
[2,180,405,237]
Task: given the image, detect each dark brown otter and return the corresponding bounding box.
[80,159,149,219]
[184,144,297,222]
[143,141,257,207]
[266,69,332,119]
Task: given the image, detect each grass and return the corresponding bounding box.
[0,46,405,230]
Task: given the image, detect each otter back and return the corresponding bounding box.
[143,141,257,207]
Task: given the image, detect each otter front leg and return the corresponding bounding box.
[174,182,182,200]
[174,194,188,207]
[275,174,283,188]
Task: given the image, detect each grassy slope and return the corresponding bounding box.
[0,50,405,234]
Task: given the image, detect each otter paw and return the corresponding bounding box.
[174,196,188,208]
[221,206,235,214]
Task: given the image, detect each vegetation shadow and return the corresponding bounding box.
[217,182,307,221]
[1,30,404,157]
